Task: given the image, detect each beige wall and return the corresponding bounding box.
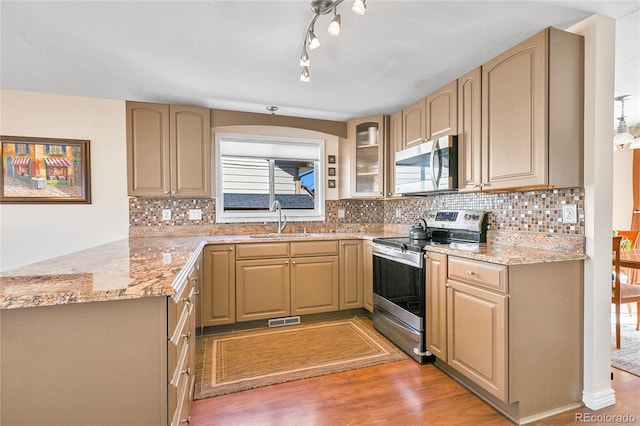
[0,90,129,271]
[612,148,634,229]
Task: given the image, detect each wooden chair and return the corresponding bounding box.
[614,230,640,316]
[612,236,640,348]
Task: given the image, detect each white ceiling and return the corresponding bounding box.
[1,1,639,124]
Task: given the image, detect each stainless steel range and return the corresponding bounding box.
[372,209,487,363]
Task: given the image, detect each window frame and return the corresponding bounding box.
[214,132,325,223]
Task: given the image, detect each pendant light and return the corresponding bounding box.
[614,95,635,148]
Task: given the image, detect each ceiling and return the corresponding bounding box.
[1,1,639,124]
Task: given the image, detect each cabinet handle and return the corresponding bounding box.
[229,247,234,251]
[285,260,289,265]
[193,291,200,296]
[292,260,296,265]
[466,270,475,276]
[181,331,191,339]
[445,283,451,288]
[182,367,191,376]
[181,416,191,424]
[164,191,169,194]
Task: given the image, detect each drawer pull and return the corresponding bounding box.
[182,367,191,376]
[466,270,475,276]
[181,331,191,340]
[181,416,191,424]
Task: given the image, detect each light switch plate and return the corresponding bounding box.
[562,204,577,224]
[161,209,172,221]
[188,209,202,220]
[338,208,345,219]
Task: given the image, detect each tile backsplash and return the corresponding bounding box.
[129,187,584,236]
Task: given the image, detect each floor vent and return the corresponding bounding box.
[268,316,301,328]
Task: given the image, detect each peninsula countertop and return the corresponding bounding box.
[0,233,586,310]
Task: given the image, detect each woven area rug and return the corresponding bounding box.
[195,315,407,400]
[611,321,640,377]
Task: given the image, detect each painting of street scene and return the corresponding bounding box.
[1,136,91,203]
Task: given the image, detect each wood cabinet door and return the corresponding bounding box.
[170,105,211,198]
[386,111,403,197]
[362,240,373,312]
[339,240,363,310]
[126,102,171,197]
[425,80,457,140]
[402,98,426,149]
[482,29,547,191]
[425,252,447,360]
[457,67,483,192]
[447,280,508,402]
[201,245,235,327]
[347,115,385,198]
[290,256,339,315]
[236,258,290,322]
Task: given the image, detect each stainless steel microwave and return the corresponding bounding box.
[395,135,458,195]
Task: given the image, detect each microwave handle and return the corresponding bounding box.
[430,139,440,188]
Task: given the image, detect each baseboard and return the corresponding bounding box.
[582,387,616,410]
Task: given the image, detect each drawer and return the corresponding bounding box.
[236,242,290,259]
[448,256,508,293]
[168,303,192,373]
[169,334,191,388]
[290,240,339,257]
[170,363,191,426]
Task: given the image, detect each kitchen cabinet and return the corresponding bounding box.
[402,97,426,149]
[362,239,374,312]
[339,239,363,310]
[425,251,447,360]
[168,255,200,426]
[457,67,483,191]
[479,27,583,191]
[235,242,291,322]
[1,254,201,426]
[201,244,235,327]
[386,110,403,197]
[235,241,341,321]
[425,80,457,140]
[346,115,387,198]
[290,241,339,315]
[126,101,211,198]
[429,252,583,423]
[401,81,457,150]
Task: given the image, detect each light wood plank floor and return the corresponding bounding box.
[190,361,639,425]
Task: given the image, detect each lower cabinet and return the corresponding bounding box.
[426,252,583,423]
[168,252,200,426]
[201,244,235,327]
[291,255,340,315]
[236,257,291,321]
[362,239,374,312]
[339,239,364,310]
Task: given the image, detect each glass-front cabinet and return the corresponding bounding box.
[345,115,386,198]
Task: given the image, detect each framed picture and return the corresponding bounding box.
[328,167,336,176]
[328,155,336,164]
[0,135,91,204]
[328,179,336,188]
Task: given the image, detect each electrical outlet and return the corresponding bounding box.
[188,209,202,220]
[562,204,577,224]
[396,208,402,219]
[161,209,172,221]
[337,208,345,219]
[162,252,172,264]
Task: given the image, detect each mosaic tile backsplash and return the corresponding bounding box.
[129,187,585,237]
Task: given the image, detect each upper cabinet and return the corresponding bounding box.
[344,115,387,198]
[402,98,426,149]
[401,81,458,151]
[457,67,483,191]
[478,27,583,191]
[126,101,211,198]
[425,80,458,140]
[386,111,403,197]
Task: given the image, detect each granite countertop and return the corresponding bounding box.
[0,232,585,310]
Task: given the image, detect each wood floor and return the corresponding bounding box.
[190,360,640,425]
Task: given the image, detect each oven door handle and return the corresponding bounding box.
[372,250,422,268]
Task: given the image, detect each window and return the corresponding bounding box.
[215,133,325,223]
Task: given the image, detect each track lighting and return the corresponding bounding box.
[298,0,367,82]
[328,10,341,36]
[352,0,367,15]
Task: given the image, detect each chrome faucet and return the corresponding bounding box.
[270,200,287,233]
